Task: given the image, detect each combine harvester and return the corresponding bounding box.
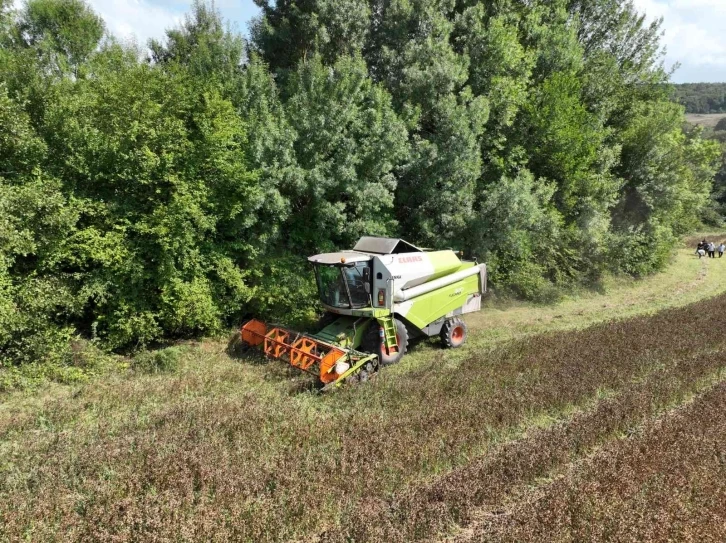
[240,237,486,390]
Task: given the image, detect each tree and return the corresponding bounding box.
[673,83,726,114]
[250,0,719,289]
[40,45,264,346]
[365,0,489,247]
[251,0,370,72]
[611,102,721,274]
[281,53,409,253]
[0,83,81,365]
[17,0,104,75]
[569,0,666,84]
[0,0,722,368]
[150,0,244,81]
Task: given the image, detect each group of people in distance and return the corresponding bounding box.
[696,239,725,258]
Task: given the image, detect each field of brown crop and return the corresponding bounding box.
[326,297,726,542]
[457,380,726,542]
[2,239,726,542]
[685,112,726,128]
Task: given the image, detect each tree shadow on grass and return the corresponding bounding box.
[225,330,267,365]
[226,329,323,395]
[286,377,321,396]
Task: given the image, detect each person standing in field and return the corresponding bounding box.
[720,243,725,258]
[708,241,716,258]
[696,240,706,258]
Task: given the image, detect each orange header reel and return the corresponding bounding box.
[240,319,349,384]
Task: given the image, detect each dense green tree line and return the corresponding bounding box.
[690,109,726,225]
[0,0,720,368]
[673,83,726,114]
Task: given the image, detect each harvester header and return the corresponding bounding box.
[241,236,486,389]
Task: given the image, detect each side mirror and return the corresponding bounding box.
[363,267,371,294]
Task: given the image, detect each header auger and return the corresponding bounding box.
[241,319,378,389]
[240,236,486,389]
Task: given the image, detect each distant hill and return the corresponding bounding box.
[673,83,726,114]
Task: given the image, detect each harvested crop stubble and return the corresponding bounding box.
[467,380,726,543]
[328,350,726,542]
[4,296,726,541]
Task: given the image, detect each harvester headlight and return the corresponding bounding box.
[377,289,385,306]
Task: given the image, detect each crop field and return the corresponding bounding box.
[2,235,726,542]
[685,112,726,128]
[454,381,726,542]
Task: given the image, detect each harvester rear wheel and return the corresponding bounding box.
[441,317,467,349]
[362,318,409,366]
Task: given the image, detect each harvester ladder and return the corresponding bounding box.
[380,316,398,352]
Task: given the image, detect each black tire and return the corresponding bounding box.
[357,360,377,383]
[361,318,409,366]
[440,317,467,349]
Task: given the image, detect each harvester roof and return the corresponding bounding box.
[308,237,424,264]
[352,237,422,255]
[308,252,371,265]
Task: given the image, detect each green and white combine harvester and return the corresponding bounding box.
[240,237,487,389]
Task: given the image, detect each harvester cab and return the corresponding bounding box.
[241,237,486,390]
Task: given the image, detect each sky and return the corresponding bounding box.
[85,0,261,48]
[632,0,726,83]
[60,0,726,83]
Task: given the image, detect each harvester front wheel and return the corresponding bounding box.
[441,317,467,349]
[357,360,377,383]
[362,318,409,366]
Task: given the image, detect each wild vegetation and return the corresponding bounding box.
[683,114,726,227]
[2,239,726,541]
[0,0,722,371]
[674,82,726,114]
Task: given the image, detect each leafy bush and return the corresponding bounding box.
[505,261,563,304]
[607,226,676,277]
[244,255,320,328]
[0,339,115,391]
[131,346,186,374]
